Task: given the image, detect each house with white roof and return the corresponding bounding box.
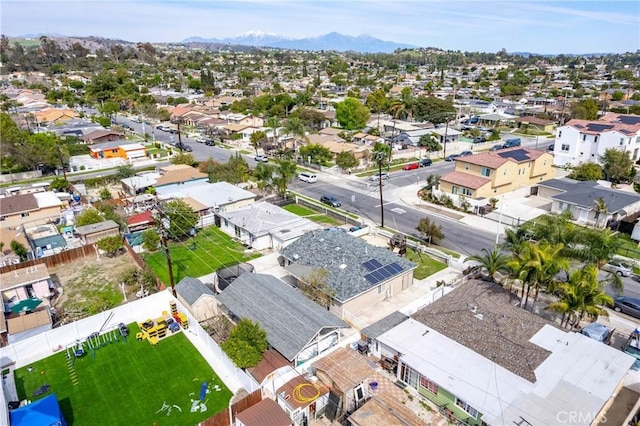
[552,113,640,167]
[374,282,635,426]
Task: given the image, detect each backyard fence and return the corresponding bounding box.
[293,194,364,227]
[0,244,99,274]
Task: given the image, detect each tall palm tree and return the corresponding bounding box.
[593,196,608,229]
[265,116,281,149]
[372,143,391,227]
[252,163,274,194]
[501,227,530,256]
[283,116,307,153]
[273,159,297,197]
[466,248,511,283]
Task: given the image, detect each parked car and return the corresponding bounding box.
[131,117,141,123]
[419,158,433,167]
[402,163,419,170]
[369,172,390,181]
[502,138,522,148]
[298,172,317,183]
[459,151,473,157]
[168,128,179,134]
[603,259,633,276]
[489,144,503,152]
[547,144,554,151]
[254,154,269,162]
[195,137,208,143]
[445,154,461,162]
[204,139,215,146]
[613,296,640,319]
[320,195,341,208]
[473,136,487,144]
[460,124,474,130]
[121,124,132,130]
[174,142,193,152]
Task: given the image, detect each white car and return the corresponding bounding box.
[603,260,633,276]
[369,172,389,182]
[254,154,269,163]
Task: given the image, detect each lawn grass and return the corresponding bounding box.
[145,227,261,284]
[15,323,232,426]
[405,248,447,279]
[290,192,360,220]
[282,204,341,226]
[615,232,640,260]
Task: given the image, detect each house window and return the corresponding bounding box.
[420,376,439,395]
[461,187,473,196]
[579,152,583,156]
[455,398,479,418]
[377,283,385,294]
[464,164,469,170]
[561,144,570,152]
[582,135,586,142]
[481,167,490,177]
[21,212,30,217]
[503,169,507,175]
[543,160,546,165]
[402,364,419,388]
[234,225,241,237]
[620,138,624,146]
[452,186,458,195]
[558,131,562,137]
[111,149,118,153]
[594,136,598,143]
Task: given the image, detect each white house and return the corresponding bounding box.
[552,113,640,167]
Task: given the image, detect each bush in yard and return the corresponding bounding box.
[96,235,124,256]
[99,187,112,200]
[76,208,104,226]
[221,319,267,368]
[10,240,28,261]
[164,199,198,240]
[141,229,160,251]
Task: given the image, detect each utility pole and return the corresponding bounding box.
[378,160,385,228]
[56,137,67,180]
[176,120,184,152]
[156,208,177,297]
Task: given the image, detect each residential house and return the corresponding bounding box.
[375,282,635,426]
[6,308,53,344]
[89,142,147,161]
[267,370,331,425]
[352,132,382,146]
[33,108,79,126]
[280,230,416,319]
[82,130,125,145]
[75,220,120,245]
[536,178,640,227]
[436,148,555,206]
[120,173,161,196]
[216,273,348,366]
[175,277,218,322]
[0,264,54,307]
[235,398,292,426]
[394,127,461,147]
[125,211,155,233]
[552,113,640,167]
[153,165,209,190]
[304,135,370,167]
[513,116,555,133]
[0,192,63,229]
[216,202,321,251]
[359,311,408,358]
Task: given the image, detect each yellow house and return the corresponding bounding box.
[439,147,555,200]
[33,108,79,125]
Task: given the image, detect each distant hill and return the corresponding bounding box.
[181,31,416,53]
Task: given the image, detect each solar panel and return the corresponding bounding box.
[498,149,530,162]
[362,259,383,272]
[388,262,404,273]
[364,273,380,285]
[378,268,393,280]
[586,123,614,132]
[618,116,640,125]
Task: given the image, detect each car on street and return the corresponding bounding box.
[369,172,390,181]
[196,137,213,144]
[547,144,554,151]
[121,123,132,130]
[320,195,341,208]
[489,144,503,152]
[613,296,640,319]
[473,136,487,143]
[131,117,141,123]
[459,151,473,157]
[168,128,179,134]
[254,154,269,162]
[204,139,216,146]
[174,142,193,152]
[402,163,419,170]
[460,124,474,130]
[603,259,633,276]
[419,158,433,167]
[445,154,461,161]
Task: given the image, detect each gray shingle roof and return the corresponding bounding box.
[539,178,640,213]
[75,219,120,235]
[280,230,416,303]
[175,277,215,306]
[216,273,348,361]
[360,311,409,340]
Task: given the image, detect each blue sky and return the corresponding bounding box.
[1,1,638,54]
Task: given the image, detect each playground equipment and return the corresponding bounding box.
[135,301,189,345]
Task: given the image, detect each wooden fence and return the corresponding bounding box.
[122,241,166,291]
[0,244,98,274]
[203,389,262,426]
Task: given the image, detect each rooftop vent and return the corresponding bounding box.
[339,264,347,269]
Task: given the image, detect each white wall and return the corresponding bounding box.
[553,126,640,167]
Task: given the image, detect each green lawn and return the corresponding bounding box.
[405,248,447,279]
[145,227,261,284]
[615,233,640,260]
[15,324,232,425]
[283,204,342,226]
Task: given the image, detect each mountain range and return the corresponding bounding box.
[181,31,416,53]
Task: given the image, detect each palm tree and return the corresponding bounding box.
[466,248,511,283]
[249,130,267,155]
[372,142,391,227]
[283,116,307,153]
[273,159,297,197]
[252,163,274,193]
[265,116,281,149]
[501,227,530,256]
[548,265,614,328]
[593,196,608,229]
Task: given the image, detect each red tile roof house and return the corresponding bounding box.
[126,211,155,233]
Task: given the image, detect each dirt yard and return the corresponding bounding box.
[49,251,154,324]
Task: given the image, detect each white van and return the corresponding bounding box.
[299,172,317,183]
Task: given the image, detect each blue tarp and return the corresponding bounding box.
[10,394,66,426]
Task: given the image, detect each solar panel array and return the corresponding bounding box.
[498,149,530,162]
[362,258,383,272]
[617,116,640,125]
[586,123,614,132]
[364,262,405,285]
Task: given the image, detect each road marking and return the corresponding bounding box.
[390,208,406,214]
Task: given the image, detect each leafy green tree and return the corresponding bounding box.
[600,148,634,183]
[611,91,625,101]
[49,177,69,192]
[221,319,268,368]
[412,96,455,124]
[76,208,104,226]
[10,240,28,261]
[170,152,196,166]
[416,217,445,244]
[466,248,511,283]
[300,268,337,308]
[335,97,370,130]
[117,164,136,179]
[96,235,123,256]
[336,151,358,172]
[164,199,198,240]
[141,229,160,252]
[568,162,603,181]
[570,99,599,120]
[418,134,442,155]
[299,143,333,165]
[99,187,112,200]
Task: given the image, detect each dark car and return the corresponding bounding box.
[174,142,193,152]
[204,139,216,146]
[445,154,461,162]
[168,128,179,134]
[402,163,419,170]
[613,296,640,319]
[459,151,473,157]
[547,144,554,151]
[489,144,503,152]
[320,195,341,208]
[473,136,487,144]
[419,158,433,167]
